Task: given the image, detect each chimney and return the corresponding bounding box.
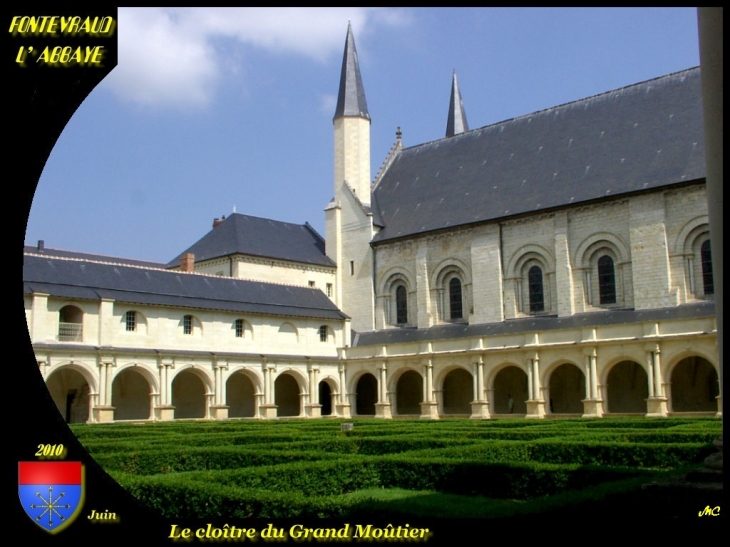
[180,253,195,272]
[37,240,45,251]
[212,214,226,228]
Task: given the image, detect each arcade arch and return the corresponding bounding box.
[394,369,423,415]
[441,367,473,415]
[275,372,301,417]
[548,363,585,414]
[171,368,209,419]
[111,366,153,420]
[46,365,93,423]
[492,365,528,414]
[226,371,258,418]
[670,356,719,413]
[354,373,377,415]
[605,360,648,414]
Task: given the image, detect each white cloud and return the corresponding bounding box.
[104,8,410,109]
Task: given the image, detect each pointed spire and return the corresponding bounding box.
[334,22,370,121]
[446,71,469,137]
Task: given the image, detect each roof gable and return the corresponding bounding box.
[167,213,335,268]
[372,67,705,243]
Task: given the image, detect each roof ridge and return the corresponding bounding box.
[23,245,164,265]
[401,66,701,153]
[25,252,338,293]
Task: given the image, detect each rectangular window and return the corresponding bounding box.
[350,261,355,276]
[125,311,136,332]
[319,325,328,342]
[309,280,316,288]
[235,319,244,338]
[326,283,333,297]
[183,315,193,335]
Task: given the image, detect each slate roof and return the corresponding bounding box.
[23,244,166,269]
[353,301,715,347]
[371,67,705,244]
[166,213,335,269]
[24,253,347,321]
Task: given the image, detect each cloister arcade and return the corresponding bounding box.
[41,343,719,424]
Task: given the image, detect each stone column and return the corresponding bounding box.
[260,361,278,419]
[336,364,351,418]
[420,359,439,419]
[93,359,115,422]
[582,347,604,417]
[210,360,229,420]
[470,357,490,419]
[645,344,668,417]
[375,362,392,418]
[306,364,322,418]
[526,352,545,418]
[155,360,175,421]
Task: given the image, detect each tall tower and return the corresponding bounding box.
[332,22,371,204]
[325,23,376,334]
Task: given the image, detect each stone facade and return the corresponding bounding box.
[26,25,720,424]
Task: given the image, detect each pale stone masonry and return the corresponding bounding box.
[25,25,720,423]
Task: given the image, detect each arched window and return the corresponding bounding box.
[597,255,616,305]
[449,278,463,320]
[58,305,83,342]
[701,240,714,296]
[125,310,137,332]
[396,285,408,325]
[528,266,544,313]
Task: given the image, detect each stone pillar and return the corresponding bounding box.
[260,362,278,419]
[306,364,322,418]
[645,344,668,417]
[526,353,545,418]
[29,292,50,342]
[155,361,175,421]
[336,364,351,418]
[210,361,229,420]
[375,362,392,418]
[416,246,432,328]
[554,211,575,317]
[420,359,439,419]
[470,357,490,419]
[582,348,604,417]
[93,360,115,423]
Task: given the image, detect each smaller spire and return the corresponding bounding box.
[446,71,469,137]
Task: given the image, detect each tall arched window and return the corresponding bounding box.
[701,240,714,296]
[396,285,408,325]
[597,255,616,305]
[528,266,544,313]
[449,278,463,320]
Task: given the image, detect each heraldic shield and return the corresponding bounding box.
[19,461,84,533]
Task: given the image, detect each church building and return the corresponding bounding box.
[24,24,720,423]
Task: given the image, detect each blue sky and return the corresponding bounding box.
[24,8,701,263]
